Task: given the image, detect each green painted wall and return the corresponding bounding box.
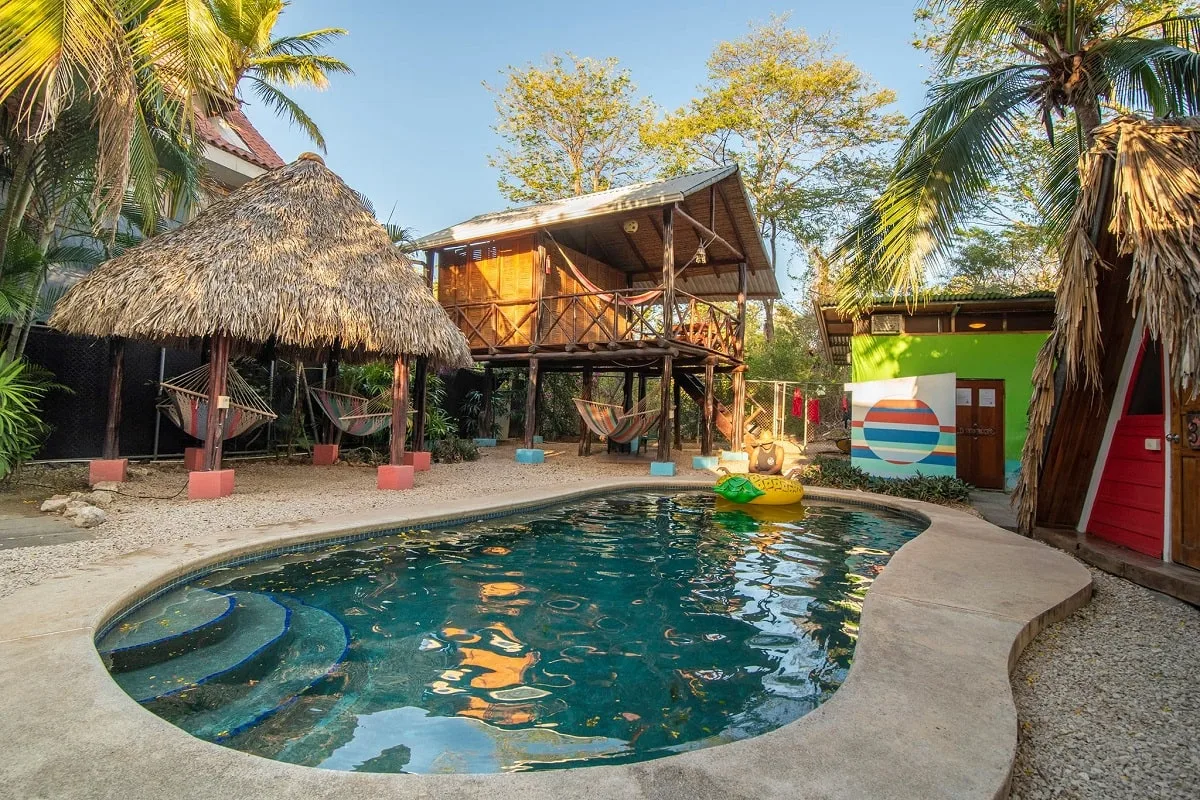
[851,332,1048,476]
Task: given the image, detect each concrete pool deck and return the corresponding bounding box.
[0,479,1091,800]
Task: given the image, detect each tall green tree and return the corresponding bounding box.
[835,0,1200,309]
[486,53,653,203]
[210,0,351,151]
[643,16,906,337]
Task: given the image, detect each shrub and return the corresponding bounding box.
[431,436,479,464]
[799,455,973,505]
[0,357,64,481]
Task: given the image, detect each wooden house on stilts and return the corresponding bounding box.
[412,166,778,464]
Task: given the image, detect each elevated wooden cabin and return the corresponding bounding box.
[413,166,779,461]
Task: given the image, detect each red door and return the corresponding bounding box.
[955,380,1005,490]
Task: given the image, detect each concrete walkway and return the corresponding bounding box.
[0,480,1091,800]
[970,490,1018,532]
[0,497,93,551]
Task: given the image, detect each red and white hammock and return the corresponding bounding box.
[544,231,662,305]
[158,363,277,441]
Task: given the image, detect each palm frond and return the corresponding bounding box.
[251,53,352,89]
[1092,37,1200,117]
[267,28,349,57]
[249,77,327,151]
[936,0,1046,71]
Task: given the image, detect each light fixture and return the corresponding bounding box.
[968,321,987,329]
[623,220,639,234]
[694,242,707,264]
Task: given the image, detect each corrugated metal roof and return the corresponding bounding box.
[413,166,737,249]
[818,290,1055,310]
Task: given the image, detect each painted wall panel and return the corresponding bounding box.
[845,373,957,478]
[851,332,1047,487]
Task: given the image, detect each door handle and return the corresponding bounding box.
[1166,433,1181,443]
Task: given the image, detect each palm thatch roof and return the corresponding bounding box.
[1016,116,1200,532]
[49,154,473,369]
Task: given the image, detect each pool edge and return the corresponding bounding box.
[0,480,1093,800]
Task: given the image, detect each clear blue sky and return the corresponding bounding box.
[247,1,931,282]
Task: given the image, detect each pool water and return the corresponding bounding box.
[97,491,923,774]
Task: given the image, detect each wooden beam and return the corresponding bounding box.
[484,347,681,363]
[702,360,715,456]
[102,337,125,461]
[657,355,673,461]
[422,249,436,289]
[673,376,682,450]
[533,233,547,346]
[524,358,539,449]
[619,221,652,273]
[389,355,409,465]
[203,333,232,472]
[662,205,675,338]
[623,370,634,412]
[716,184,754,272]
[481,364,494,437]
[579,367,594,456]
[672,203,744,262]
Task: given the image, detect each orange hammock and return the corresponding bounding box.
[544,230,663,305]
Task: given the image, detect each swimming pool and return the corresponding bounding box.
[97,490,924,774]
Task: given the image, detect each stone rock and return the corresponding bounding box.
[128,466,153,477]
[87,490,115,508]
[68,491,89,501]
[40,496,70,513]
[69,506,107,528]
[61,500,92,519]
[93,481,122,492]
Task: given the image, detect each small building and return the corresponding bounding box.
[413,166,780,463]
[816,292,1055,489]
[1019,117,1199,573]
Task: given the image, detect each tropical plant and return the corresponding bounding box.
[486,53,654,203]
[835,0,1200,309]
[431,436,479,464]
[0,356,65,480]
[799,455,974,504]
[209,0,351,151]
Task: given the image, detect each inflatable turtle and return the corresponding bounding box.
[712,473,805,506]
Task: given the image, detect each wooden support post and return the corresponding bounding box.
[422,249,436,290]
[657,356,673,462]
[673,376,682,450]
[702,361,715,456]
[534,234,547,346]
[412,356,429,452]
[102,337,125,460]
[481,364,494,438]
[203,334,231,471]
[524,358,540,449]
[324,341,341,445]
[732,260,748,451]
[389,355,410,465]
[661,206,675,338]
[623,370,634,412]
[579,367,594,456]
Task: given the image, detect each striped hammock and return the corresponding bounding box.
[309,388,392,437]
[159,364,277,442]
[574,398,659,444]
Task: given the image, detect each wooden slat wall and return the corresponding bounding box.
[1087,414,1165,555]
[543,243,628,345]
[437,235,535,348]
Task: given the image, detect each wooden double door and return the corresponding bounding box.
[1172,390,1200,569]
[956,379,1006,490]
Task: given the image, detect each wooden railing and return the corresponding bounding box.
[443,289,740,358]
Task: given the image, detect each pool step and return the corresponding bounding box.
[98,588,236,673]
[111,592,290,702]
[147,597,349,741]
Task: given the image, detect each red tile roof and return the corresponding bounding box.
[196,106,285,170]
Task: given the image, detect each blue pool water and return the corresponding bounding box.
[97,491,924,773]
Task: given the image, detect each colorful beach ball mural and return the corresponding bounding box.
[862,398,942,464]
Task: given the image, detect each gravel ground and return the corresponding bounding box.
[1010,567,1200,800]
[0,444,709,599]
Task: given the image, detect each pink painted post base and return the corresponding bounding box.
[377,464,415,490]
[89,459,128,486]
[183,447,206,472]
[312,444,340,466]
[188,469,235,500]
[402,451,432,472]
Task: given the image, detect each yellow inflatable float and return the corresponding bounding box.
[712,473,804,505]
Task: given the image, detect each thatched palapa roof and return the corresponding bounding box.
[50,154,473,369]
[1016,117,1200,532]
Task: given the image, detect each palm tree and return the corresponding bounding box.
[834,1,1200,308]
[0,0,235,268]
[210,0,352,151]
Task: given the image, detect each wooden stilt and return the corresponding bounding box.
[481,364,494,437]
[702,361,716,456]
[623,370,634,412]
[203,334,231,472]
[102,337,125,460]
[524,358,539,449]
[389,355,410,465]
[579,367,594,456]
[732,261,748,450]
[656,357,673,462]
[412,356,429,452]
[324,341,341,445]
[673,377,682,450]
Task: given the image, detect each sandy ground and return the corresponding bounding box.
[0,444,712,599]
